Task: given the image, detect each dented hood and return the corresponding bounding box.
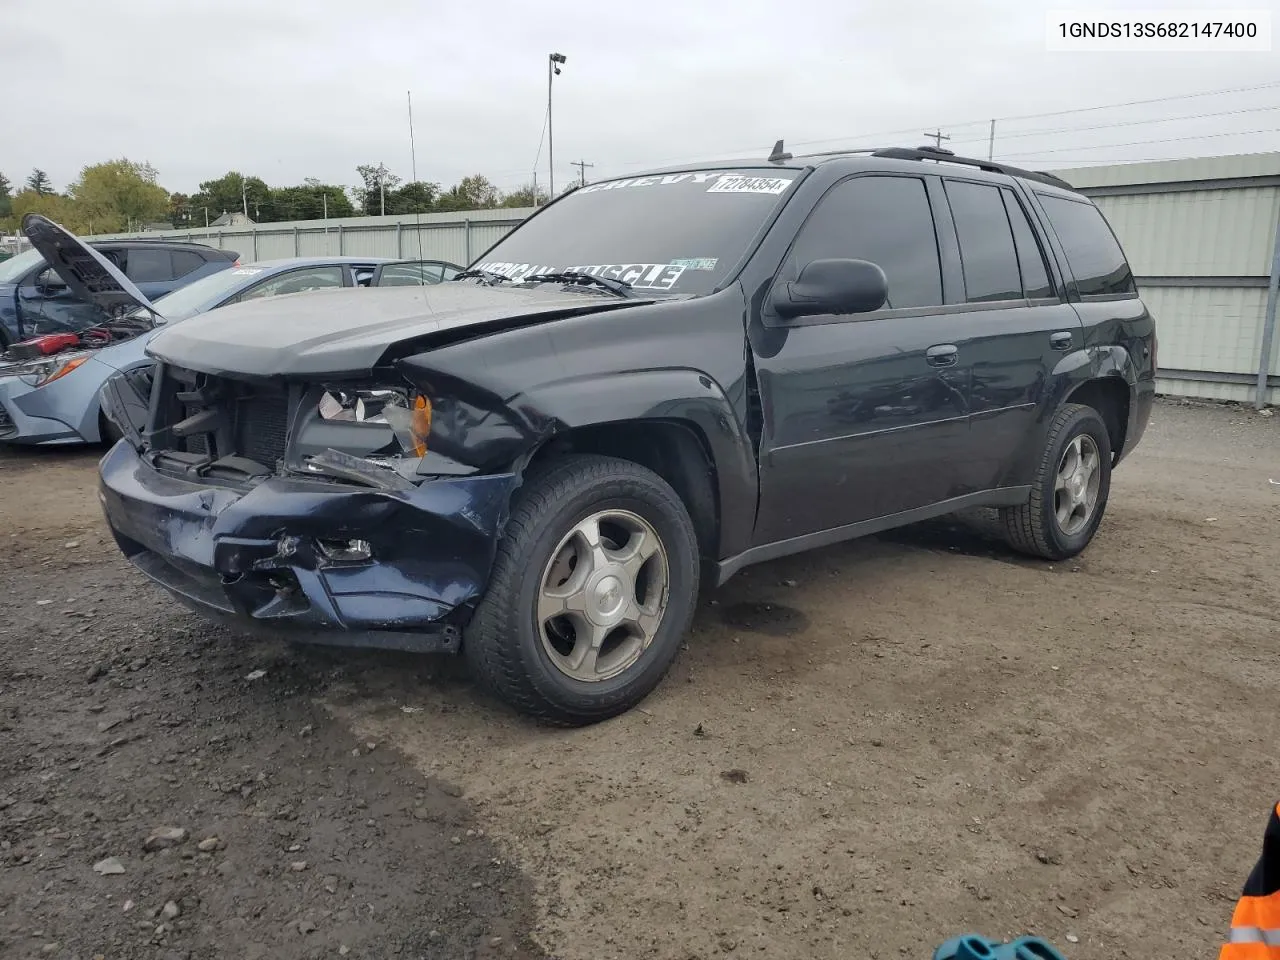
[21,214,162,319]
[145,282,651,378]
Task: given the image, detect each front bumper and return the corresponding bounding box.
[0,355,112,445]
[0,374,81,444]
[97,441,519,653]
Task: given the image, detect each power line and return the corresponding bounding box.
[999,125,1280,160]
[960,103,1280,144]
[531,106,550,181]
[597,79,1280,174]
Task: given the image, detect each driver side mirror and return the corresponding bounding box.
[770,258,888,321]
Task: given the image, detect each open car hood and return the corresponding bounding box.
[146,282,655,379]
[21,214,162,320]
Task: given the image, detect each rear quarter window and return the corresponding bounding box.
[171,250,206,279]
[1037,194,1136,298]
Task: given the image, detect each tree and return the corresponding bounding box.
[68,159,170,233]
[501,183,548,208]
[25,169,52,196]
[269,183,354,222]
[11,190,91,233]
[386,181,439,215]
[168,192,191,228]
[0,172,11,219]
[435,174,501,212]
[353,164,403,216]
[190,171,272,223]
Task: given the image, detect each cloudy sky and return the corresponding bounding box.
[3,0,1278,197]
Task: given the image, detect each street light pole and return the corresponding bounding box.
[548,53,566,198]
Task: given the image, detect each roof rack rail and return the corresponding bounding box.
[871,146,1074,191]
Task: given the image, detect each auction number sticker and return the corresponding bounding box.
[707,175,794,195]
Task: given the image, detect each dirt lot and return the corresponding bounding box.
[1,398,1277,960]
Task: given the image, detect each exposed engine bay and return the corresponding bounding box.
[3,313,155,363]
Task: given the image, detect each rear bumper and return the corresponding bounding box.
[1118,374,1156,464]
[97,441,519,653]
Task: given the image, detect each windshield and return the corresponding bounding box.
[471,168,801,296]
[0,248,45,285]
[128,263,263,322]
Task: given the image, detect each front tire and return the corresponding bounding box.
[464,454,700,725]
[1001,403,1112,560]
[99,410,123,446]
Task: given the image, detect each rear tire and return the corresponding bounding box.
[1001,403,1112,560]
[464,454,700,725]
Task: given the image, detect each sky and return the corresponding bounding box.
[2,0,1279,198]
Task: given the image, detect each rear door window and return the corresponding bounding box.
[1037,194,1136,297]
[126,248,174,283]
[943,180,1022,303]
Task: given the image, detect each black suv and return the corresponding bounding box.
[97,144,1156,725]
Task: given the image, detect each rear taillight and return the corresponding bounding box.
[9,333,81,360]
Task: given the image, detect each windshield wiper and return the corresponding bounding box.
[450,267,511,285]
[517,271,634,298]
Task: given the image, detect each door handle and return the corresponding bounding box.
[1050,331,1074,351]
[926,344,959,367]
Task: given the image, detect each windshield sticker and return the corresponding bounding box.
[575,172,741,194]
[670,257,718,271]
[230,267,264,276]
[475,260,688,290]
[474,261,559,282]
[707,175,794,195]
[566,263,686,290]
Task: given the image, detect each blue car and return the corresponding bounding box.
[0,215,463,446]
[0,236,239,347]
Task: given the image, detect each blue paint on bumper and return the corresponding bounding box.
[97,441,519,653]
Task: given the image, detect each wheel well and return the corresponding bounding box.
[523,420,720,559]
[1067,378,1130,458]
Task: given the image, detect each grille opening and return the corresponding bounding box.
[160,366,295,473]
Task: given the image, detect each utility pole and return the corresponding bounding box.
[532,170,539,207]
[924,129,951,149]
[571,159,594,186]
[987,120,997,161]
[241,175,248,217]
[548,53,566,197]
[377,162,387,217]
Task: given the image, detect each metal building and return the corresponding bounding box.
[1052,152,1280,407]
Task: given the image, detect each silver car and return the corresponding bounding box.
[0,215,461,445]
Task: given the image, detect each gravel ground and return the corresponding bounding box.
[0,398,1277,960]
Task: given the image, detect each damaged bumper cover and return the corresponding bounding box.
[96,440,518,653]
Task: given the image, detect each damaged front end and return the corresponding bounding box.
[97,361,534,653]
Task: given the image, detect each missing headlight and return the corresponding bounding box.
[305,386,433,471]
[318,387,408,423]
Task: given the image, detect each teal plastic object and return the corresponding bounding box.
[933,934,1067,960]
